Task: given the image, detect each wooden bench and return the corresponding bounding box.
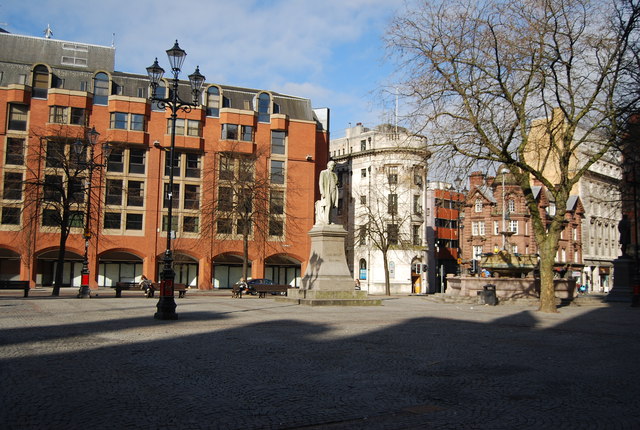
[112,282,187,298]
[0,280,30,297]
[146,282,187,299]
[112,282,141,298]
[252,283,291,298]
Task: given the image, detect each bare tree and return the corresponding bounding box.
[356,173,416,296]
[22,126,107,296]
[386,0,640,312]
[198,144,302,283]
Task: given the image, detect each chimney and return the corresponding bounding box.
[469,171,485,188]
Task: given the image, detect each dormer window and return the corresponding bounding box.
[257,92,271,123]
[32,65,49,99]
[474,199,483,212]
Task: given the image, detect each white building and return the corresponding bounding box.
[577,149,623,292]
[331,123,430,294]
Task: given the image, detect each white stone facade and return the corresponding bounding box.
[331,124,429,295]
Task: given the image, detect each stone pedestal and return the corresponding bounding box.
[277,224,381,306]
[607,256,634,302]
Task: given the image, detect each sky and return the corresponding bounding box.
[1,0,405,138]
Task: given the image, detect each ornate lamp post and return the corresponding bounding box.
[147,40,205,320]
[75,126,110,298]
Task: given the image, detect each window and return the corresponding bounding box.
[413,195,422,214]
[126,213,143,230]
[104,212,121,229]
[473,245,483,260]
[187,120,201,137]
[42,209,59,226]
[5,138,25,165]
[45,141,65,168]
[206,86,220,117]
[573,227,578,241]
[32,65,49,98]
[388,193,398,215]
[271,160,285,184]
[184,184,200,209]
[387,166,398,185]
[106,180,123,205]
[49,106,68,124]
[126,181,144,206]
[217,219,232,234]
[168,118,185,135]
[43,175,62,202]
[494,221,499,235]
[3,172,22,200]
[123,149,143,175]
[164,152,180,177]
[110,112,128,129]
[360,140,367,151]
[151,83,165,111]
[107,149,124,172]
[1,207,20,225]
[270,190,284,214]
[218,187,232,211]
[508,199,515,213]
[512,245,518,254]
[162,215,178,232]
[236,218,252,235]
[257,92,271,123]
[241,125,253,142]
[70,108,86,126]
[221,124,238,140]
[360,195,366,204]
[388,224,399,245]
[412,225,421,246]
[185,154,201,178]
[547,202,556,216]
[271,131,286,155]
[269,219,283,236]
[475,199,483,212]
[163,183,180,208]
[359,225,367,245]
[68,178,85,204]
[361,168,367,178]
[69,211,84,228]
[508,220,518,234]
[93,72,109,105]
[184,216,199,233]
[219,155,234,180]
[472,221,485,236]
[8,104,28,131]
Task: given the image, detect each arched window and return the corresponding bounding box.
[93,72,109,105]
[206,86,220,117]
[359,259,367,280]
[257,92,270,123]
[32,65,49,99]
[151,81,166,112]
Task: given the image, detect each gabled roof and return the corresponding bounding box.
[475,184,496,203]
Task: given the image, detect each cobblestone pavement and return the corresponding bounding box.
[1,288,639,429]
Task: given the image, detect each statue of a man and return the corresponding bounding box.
[316,160,338,224]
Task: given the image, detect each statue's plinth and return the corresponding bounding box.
[607,256,635,302]
[277,223,381,306]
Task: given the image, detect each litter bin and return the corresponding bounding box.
[479,283,498,306]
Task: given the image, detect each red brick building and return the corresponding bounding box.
[0,31,329,291]
[461,170,584,277]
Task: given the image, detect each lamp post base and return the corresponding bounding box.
[154,296,178,320]
[77,285,91,298]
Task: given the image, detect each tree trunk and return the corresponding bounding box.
[51,231,69,297]
[382,250,391,296]
[538,240,559,313]
[242,232,249,281]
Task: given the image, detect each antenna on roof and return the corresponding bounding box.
[111,32,116,48]
[44,24,53,39]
